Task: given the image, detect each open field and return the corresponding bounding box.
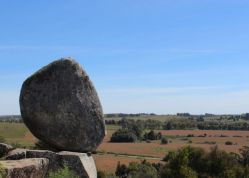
[93,154,163,172]
[97,129,249,156]
[1,122,249,172]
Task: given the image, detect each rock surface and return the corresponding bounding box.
[59,151,97,178]
[24,150,96,178]
[26,150,62,172]
[0,143,13,157]
[19,58,105,152]
[0,158,49,178]
[5,148,27,160]
[4,149,97,178]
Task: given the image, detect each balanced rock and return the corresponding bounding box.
[20,58,105,152]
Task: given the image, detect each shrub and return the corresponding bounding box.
[115,162,128,178]
[143,130,162,141]
[97,170,117,178]
[225,141,233,145]
[161,137,168,144]
[48,165,79,178]
[115,160,159,178]
[11,142,24,149]
[187,134,194,137]
[110,129,137,143]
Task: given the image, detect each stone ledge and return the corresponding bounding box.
[0,158,49,178]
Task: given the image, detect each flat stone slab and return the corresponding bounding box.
[19,58,105,152]
[59,151,97,178]
[5,148,27,160]
[0,158,49,178]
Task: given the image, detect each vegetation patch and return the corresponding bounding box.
[48,164,79,178]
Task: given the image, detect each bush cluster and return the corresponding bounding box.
[110,129,137,143]
[111,146,249,178]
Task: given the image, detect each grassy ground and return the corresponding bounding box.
[0,122,34,148]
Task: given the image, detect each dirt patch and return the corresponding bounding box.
[93,154,162,172]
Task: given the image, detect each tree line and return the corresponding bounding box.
[106,117,249,131]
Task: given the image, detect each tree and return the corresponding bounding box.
[127,161,158,178]
[147,130,157,140]
[129,124,143,139]
[206,146,239,177]
[164,122,173,130]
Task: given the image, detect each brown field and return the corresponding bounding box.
[23,128,249,172]
[97,129,249,157]
[1,123,249,173]
[93,154,162,172]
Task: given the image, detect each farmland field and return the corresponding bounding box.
[1,122,249,173]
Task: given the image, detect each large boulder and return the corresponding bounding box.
[0,158,49,178]
[0,143,13,158]
[19,58,105,152]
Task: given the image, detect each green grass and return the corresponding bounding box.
[0,122,34,148]
[48,164,79,178]
[0,123,28,138]
[106,124,121,130]
[0,163,6,178]
[153,147,169,153]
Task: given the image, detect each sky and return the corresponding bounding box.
[0,0,249,115]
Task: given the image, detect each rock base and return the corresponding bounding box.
[0,158,49,178]
[2,149,97,178]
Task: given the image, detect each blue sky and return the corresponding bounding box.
[0,0,249,115]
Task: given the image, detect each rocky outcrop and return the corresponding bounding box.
[20,58,105,152]
[0,158,49,178]
[4,149,97,178]
[0,143,13,157]
[26,150,62,172]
